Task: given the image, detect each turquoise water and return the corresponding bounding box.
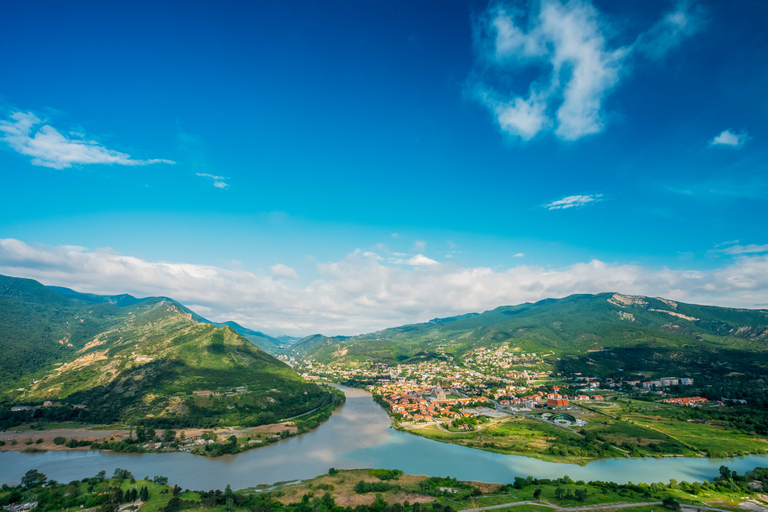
[1,386,765,489]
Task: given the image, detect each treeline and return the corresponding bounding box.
[544,430,623,459]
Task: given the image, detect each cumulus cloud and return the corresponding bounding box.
[390,254,439,266]
[544,193,602,210]
[709,129,748,148]
[270,263,299,280]
[196,173,229,189]
[471,0,704,141]
[0,111,175,169]
[2,238,767,335]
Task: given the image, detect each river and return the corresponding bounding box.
[1,386,765,489]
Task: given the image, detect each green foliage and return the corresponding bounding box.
[354,480,395,493]
[21,469,46,489]
[369,469,403,480]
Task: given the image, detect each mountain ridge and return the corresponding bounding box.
[287,292,768,379]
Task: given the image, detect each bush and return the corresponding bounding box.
[53,436,66,445]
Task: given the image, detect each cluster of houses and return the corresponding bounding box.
[192,387,247,398]
[661,396,710,407]
[462,347,546,378]
[3,502,37,511]
[567,374,694,391]
[10,401,85,411]
[374,383,472,421]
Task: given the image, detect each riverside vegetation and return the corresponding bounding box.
[3,466,768,512]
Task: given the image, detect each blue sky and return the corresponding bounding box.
[1,0,767,334]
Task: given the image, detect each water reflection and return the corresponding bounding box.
[0,385,765,489]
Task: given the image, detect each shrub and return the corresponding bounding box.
[53,436,66,445]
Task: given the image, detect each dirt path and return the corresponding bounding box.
[459,500,663,512]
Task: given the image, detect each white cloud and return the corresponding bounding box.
[719,244,768,255]
[390,254,439,266]
[270,263,299,280]
[514,253,525,258]
[196,173,229,189]
[491,89,551,141]
[0,111,175,169]
[414,240,427,252]
[471,0,704,141]
[2,238,768,336]
[634,1,707,60]
[544,193,602,210]
[709,129,748,148]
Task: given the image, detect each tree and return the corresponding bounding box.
[139,486,149,502]
[165,496,182,512]
[663,497,681,511]
[164,429,176,443]
[371,493,387,512]
[173,485,182,497]
[575,489,588,502]
[533,488,542,501]
[554,486,565,499]
[719,466,732,481]
[113,468,134,481]
[21,469,47,489]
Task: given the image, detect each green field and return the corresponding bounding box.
[399,397,768,463]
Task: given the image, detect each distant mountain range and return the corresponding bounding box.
[0,274,330,426]
[287,292,768,380]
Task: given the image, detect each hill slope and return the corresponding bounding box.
[0,275,333,427]
[288,292,768,378]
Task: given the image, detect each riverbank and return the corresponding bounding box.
[388,399,768,465]
[0,422,298,454]
[0,386,345,458]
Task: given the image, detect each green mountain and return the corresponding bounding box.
[46,285,145,307]
[288,292,768,379]
[211,321,289,354]
[45,285,289,354]
[0,274,333,427]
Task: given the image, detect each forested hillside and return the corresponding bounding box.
[0,274,336,428]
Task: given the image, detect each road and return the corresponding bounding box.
[458,500,663,512]
[459,501,745,512]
